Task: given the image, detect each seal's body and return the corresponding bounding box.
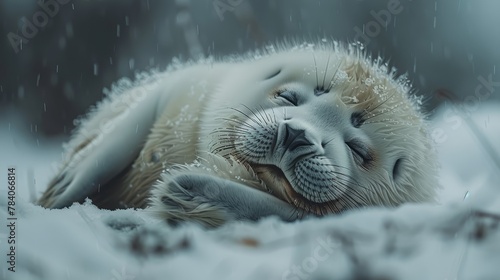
[39,42,439,227]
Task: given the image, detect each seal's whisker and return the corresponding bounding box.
[220,117,255,130]
[326,61,343,92]
[321,52,332,91]
[361,103,401,122]
[270,107,277,123]
[258,105,273,125]
[359,93,397,120]
[229,107,266,129]
[313,53,319,91]
[240,104,268,128]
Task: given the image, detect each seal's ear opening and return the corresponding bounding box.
[392,158,404,180]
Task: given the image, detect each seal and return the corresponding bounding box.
[38,41,439,227]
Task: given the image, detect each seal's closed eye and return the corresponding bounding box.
[346,139,373,165]
[276,90,298,106]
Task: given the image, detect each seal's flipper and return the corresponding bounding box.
[149,173,309,228]
[38,83,161,208]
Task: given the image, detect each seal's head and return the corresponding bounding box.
[204,43,438,215]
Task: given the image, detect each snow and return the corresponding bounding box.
[1,104,500,280]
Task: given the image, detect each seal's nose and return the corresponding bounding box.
[282,123,311,152]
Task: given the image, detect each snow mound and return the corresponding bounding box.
[1,193,500,280]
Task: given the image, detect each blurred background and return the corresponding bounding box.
[1,0,500,138]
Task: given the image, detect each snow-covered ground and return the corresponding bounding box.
[1,103,499,280]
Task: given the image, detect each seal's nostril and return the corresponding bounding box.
[283,124,310,152]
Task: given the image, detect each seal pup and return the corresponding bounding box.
[38,41,439,227]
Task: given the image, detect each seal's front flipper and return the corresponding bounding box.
[149,173,308,227]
